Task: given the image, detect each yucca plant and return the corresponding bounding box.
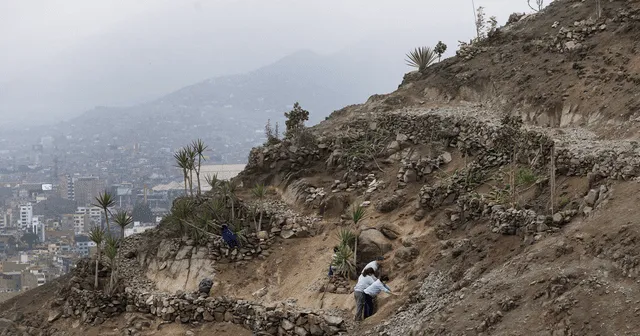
[167,198,195,234]
[405,46,438,72]
[104,235,119,294]
[221,181,238,222]
[336,228,356,250]
[332,244,355,278]
[350,205,367,226]
[191,139,208,196]
[208,197,227,222]
[230,222,249,246]
[113,210,133,240]
[252,184,266,232]
[174,148,191,196]
[93,191,115,234]
[89,226,106,289]
[349,204,366,270]
[205,173,220,191]
[185,146,197,197]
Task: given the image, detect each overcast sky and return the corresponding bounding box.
[0,0,536,126]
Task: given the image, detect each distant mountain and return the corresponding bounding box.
[54,48,405,163]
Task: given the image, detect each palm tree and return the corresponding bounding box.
[185,146,197,197]
[191,139,208,196]
[113,211,133,240]
[174,148,190,196]
[93,191,115,234]
[405,46,438,72]
[89,226,106,289]
[104,235,118,294]
[221,181,238,222]
[252,184,266,232]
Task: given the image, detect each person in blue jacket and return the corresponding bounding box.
[221,224,239,249]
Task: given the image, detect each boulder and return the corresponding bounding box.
[358,229,392,265]
[281,230,295,239]
[375,195,401,213]
[198,278,213,295]
[394,246,419,262]
[584,189,599,206]
[281,319,295,331]
[380,223,402,240]
[403,169,417,183]
[256,231,269,240]
[439,151,452,164]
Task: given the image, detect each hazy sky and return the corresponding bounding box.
[0,0,535,125]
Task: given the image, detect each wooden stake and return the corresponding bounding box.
[550,142,556,215]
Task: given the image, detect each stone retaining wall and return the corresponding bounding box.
[58,285,346,336]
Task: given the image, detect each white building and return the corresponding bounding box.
[19,203,33,231]
[31,217,45,242]
[124,221,157,237]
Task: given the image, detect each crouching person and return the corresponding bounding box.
[353,268,376,321]
[363,275,391,319]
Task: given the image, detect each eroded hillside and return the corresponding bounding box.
[3,1,640,335]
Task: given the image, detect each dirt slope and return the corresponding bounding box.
[397,0,640,138]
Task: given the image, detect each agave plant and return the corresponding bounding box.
[332,244,355,278]
[405,46,438,72]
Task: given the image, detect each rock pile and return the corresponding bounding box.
[320,277,352,295]
[259,200,323,239]
[57,287,347,336]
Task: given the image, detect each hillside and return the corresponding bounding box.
[46,49,403,164]
[401,0,640,138]
[4,1,640,336]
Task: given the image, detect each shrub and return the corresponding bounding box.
[405,47,437,72]
[434,41,448,62]
[332,244,355,278]
[516,167,537,186]
[284,102,310,139]
[264,119,280,145]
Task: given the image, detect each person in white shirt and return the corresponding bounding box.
[353,268,376,321]
[363,276,391,319]
[361,256,385,278]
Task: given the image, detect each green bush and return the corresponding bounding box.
[332,244,355,278]
[516,167,537,186]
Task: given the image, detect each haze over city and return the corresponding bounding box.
[2,0,530,126]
